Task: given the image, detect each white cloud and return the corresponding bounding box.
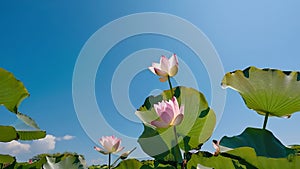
[0,140,30,155]
[30,134,56,154]
[56,134,75,141]
[62,135,75,140]
[0,134,75,162]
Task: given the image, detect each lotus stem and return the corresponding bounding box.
[168,76,174,96]
[173,126,183,168]
[108,153,111,169]
[263,112,270,130]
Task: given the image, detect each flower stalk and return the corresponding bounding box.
[168,75,173,96]
[108,153,111,169]
[168,76,183,168]
[263,112,270,130]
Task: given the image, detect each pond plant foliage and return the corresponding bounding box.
[1,57,300,168]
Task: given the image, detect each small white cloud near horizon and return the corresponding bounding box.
[56,134,75,141]
[0,134,75,161]
[0,140,30,155]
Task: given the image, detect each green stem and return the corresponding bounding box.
[263,112,270,130]
[173,126,183,168]
[111,155,120,167]
[167,75,174,96]
[108,153,111,169]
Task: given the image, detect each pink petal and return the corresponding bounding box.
[180,105,184,115]
[148,66,156,74]
[160,111,173,124]
[103,140,114,152]
[154,104,161,115]
[115,146,125,153]
[169,65,178,77]
[172,114,184,126]
[160,55,169,72]
[112,139,121,152]
[94,146,109,155]
[94,146,102,152]
[151,120,169,128]
[152,62,161,69]
[171,97,180,115]
[154,102,166,116]
[154,67,168,77]
[168,54,178,76]
[169,54,178,67]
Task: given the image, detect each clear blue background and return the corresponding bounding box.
[1,0,300,165]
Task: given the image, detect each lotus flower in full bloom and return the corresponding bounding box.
[94,136,124,154]
[149,54,179,82]
[150,96,184,128]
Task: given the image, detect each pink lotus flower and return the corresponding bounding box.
[150,96,184,128]
[149,54,179,82]
[94,136,124,154]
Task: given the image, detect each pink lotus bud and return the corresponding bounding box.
[94,136,124,154]
[150,96,184,128]
[213,140,220,156]
[149,54,179,82]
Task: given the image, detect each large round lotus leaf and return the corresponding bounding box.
[187,147,300,169]
[0,125,18,142]
[0,154,16,165]
[0,68,29,113]
[136,86,216,161]
[43,155,87,169]
[17,130,46,140]
[222,66,300,117]
[187,147,258,169]
[220,127,295,158]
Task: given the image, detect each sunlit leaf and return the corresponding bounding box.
[0,68,29,113]
[220,127,295,158]
[187,147,300,169]
[137,86,216,161]
[0,125,18,142]
[222,66,300,117]
[187,148,257,169]
[16,112,40,129]
[0,154,16,164]
[0,125,45,142]
[289,145,300,155]
[43,155,87,169]
[17,130,46,140]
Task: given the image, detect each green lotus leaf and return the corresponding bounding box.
[289,145,300,155]
[187,147,300,169]
[43,155,87,169]
[0,125,18,142]
[17,112,40,129]
[0,154,16,165]
[187,148,258,169]
[17,130,46,140]
[0,125,46,142]
[221,66,300,117]
[220,127,295,158]
[0,68,29,113]
[137,86,216,161]
[115,159,144,169]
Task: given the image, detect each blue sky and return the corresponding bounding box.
[1,0,300,165]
